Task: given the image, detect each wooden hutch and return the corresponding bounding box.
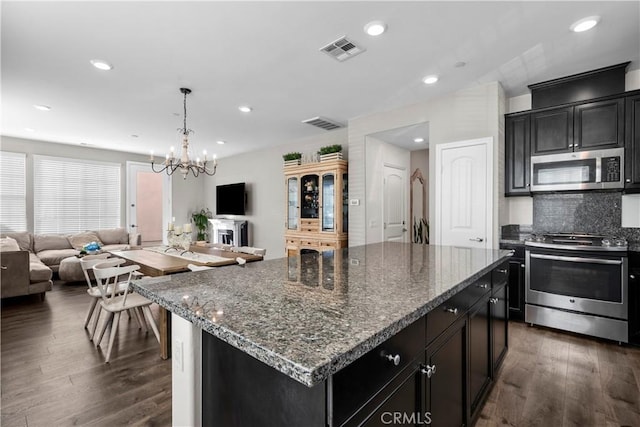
[284,157,348,256]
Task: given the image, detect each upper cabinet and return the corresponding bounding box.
[574,98,625,151]
[530,99,624,156]
[626,93,640,192]
[505,115,531,196]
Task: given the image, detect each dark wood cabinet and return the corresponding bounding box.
[468,293,491,419]
[491,283,509,374]
[424,315,467,427]
[505,115,531,196]
[574,98,625,151]
[531,106,574,155]
[625,93,640,192]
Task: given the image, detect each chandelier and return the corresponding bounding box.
[150,88,217,179]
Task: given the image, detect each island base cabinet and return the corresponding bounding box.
[468,294,492,421]
[202,332,326,427]
[424,315,467,427]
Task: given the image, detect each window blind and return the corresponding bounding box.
[0,151,27,233]
[33,155,121,234]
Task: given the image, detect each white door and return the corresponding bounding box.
[126,162,171,245]
[383,164,407,242]
[435,137,493,249]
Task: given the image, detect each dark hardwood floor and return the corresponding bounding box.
[1,281,171,426]
[478,321,640,427]
[2,282,639,426]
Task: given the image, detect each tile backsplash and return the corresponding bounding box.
[532,192,640,241]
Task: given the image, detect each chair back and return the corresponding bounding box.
[93,261,140,305]
[187,263,214,272]
[79,254,114,289]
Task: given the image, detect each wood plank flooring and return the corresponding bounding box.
[1,281,171,426]
[478,322,640,427]
[2,282,640,426]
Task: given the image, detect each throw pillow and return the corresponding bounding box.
[34,234,73,252]
[1,231,32,252]
[97,228,128,245]
[0,237,20,252]
[68,231,104,250]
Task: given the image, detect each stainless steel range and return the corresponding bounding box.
[525,232,629,343]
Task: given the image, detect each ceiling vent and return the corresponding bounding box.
[302,116,344,131]
[320,36,365,62]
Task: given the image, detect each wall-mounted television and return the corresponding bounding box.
[216,182,246,215]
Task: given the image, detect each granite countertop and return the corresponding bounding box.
[131,242,511,387]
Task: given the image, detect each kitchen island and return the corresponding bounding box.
[132,242,511,426]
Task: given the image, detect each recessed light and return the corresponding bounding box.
[570,16,600,32]
[414,137,424,143]
[238,106,252,113]
[24,128,35,132]
[216,140,226,145]
[364,20,387,36]
[131,134,139,138]
[90,59,113,71]
[33,104,51,111]
[423,75,439,85]
[454,61,466,68]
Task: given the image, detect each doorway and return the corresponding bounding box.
[383,164,407,242]
[126,162,171,246]
[435,137,493,249]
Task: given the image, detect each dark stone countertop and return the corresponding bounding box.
[131,242,511,387]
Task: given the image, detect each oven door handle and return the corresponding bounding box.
[530,253,623,265]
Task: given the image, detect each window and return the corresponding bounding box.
[33,155,121,234]
[0,151,27,233]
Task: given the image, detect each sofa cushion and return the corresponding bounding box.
[1,232,32,252]
[34,234,72,253]
[28,253,53,283]
[0,237,20,252]
[101,244,130,252]
[68,231,103,250]
[97,228,128,245]
[36,249,79,267]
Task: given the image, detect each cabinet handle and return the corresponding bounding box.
[445,307,458,315]
[384,353,401,366]
[490,297,499,304]
[630,274,636,280]
[421,364,437,378]
[521,264,525,268]
[626,179,631,183]
[1,265,7,270]
[497,269,507,274]
[476,283,489,289]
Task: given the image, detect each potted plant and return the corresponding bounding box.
[318,144,343,161]
[191,208,213,242]
[283,152,302,167]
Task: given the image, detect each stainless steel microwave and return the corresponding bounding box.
[530,147,624,192]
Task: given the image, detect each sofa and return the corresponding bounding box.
[0,228,141,299]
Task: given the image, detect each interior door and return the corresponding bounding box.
[383,165,407,242]
[435,137,493,249]
[126,162,169,245]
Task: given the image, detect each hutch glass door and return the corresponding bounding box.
[287,177,298,230]
[322,173,335,231]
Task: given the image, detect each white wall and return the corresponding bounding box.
[348,81,504,248]
[504,68,640,227]
[202,129,348,259]
[364,136,411,244]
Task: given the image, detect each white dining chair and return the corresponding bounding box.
[80,254,125,337]
[92,260,160,363]
[187,263,214,272]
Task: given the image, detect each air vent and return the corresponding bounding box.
[302,116,344,131]
[320,36,365,62]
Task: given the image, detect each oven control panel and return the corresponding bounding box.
[602,156,621,183]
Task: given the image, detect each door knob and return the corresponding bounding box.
[421,364,436,378]
[469,237,484,242]
[445,307,458,315]
[402,228,408,232]
[384,353,401,366]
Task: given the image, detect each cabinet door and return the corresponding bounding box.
[360,369,422,427]
[342,172,349,233]
[301,174,319,219]
[424,316,467,427]
[286,177,299,230]
[508,259,525,321]
[574,98,624,151]
[468,294,491,420]
[491,283,509,375]
[321,173,335,231]
[626,94,640,192]
[531,106,574,155]
[505,115,531,196]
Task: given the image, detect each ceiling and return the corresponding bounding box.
[2,1,639,158]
